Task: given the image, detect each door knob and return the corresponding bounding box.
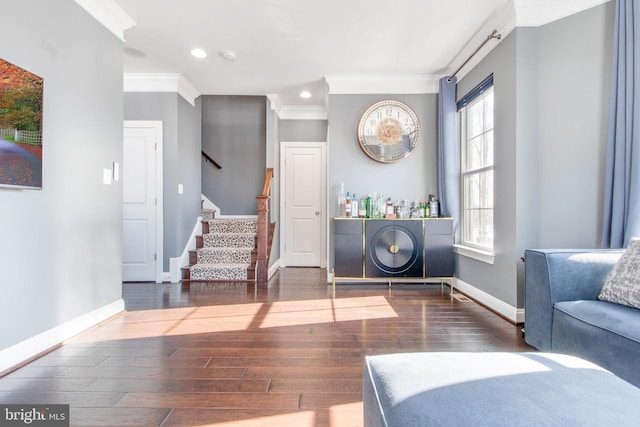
[315,211,320,215]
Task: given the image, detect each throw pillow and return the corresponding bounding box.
[598,237,640,309]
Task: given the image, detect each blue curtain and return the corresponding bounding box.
[601,0,640,248]
[438,76,459,230]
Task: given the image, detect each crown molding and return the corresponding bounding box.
[279,105,328,120]
[324,75,440,95]
[515,0,612,27]
[266,94,327,120]
[74,0,135,42]
[445,0,516,82]
[123,73,201,106]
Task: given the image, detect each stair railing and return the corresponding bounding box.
[202,150,222,169]
[256,168,274,284]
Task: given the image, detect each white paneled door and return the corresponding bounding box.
[281,143,326,267]
[122,121,163,282]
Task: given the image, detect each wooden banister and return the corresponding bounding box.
[202,150,222,169]
[261,168,274,196]
[256,168,274,284]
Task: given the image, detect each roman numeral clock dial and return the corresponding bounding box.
[357,100,421,163]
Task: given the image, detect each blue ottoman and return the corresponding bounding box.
[363,352,640,427]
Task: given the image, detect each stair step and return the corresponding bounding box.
[196,247,252,264]
[190,263,250,281]
[202,232,256,248]
[201,209,216,221]
[205,218,257,234]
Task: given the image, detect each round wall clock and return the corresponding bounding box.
[357,99,421,163]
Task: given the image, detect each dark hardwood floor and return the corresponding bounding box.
[0,268,531,426]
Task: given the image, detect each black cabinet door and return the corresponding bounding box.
[334,219,363,277]
[365,220,423,277]
[424,219,454,277]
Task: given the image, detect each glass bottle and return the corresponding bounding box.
[359,195,367,218]
[351,193,359,218]
[345,192,352,218]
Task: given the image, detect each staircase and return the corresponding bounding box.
[183,168,274,284]
[181,209,258,282]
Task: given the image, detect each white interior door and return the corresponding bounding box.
[122,121,162,282]
[281,143,326,267]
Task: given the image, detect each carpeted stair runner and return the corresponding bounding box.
[185,211,258,281]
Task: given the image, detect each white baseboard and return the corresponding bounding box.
[268,258,280,280]
[169,216,203,283]
[0,299,125,374]
[454,278,524,324]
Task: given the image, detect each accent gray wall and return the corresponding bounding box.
[279,120,328,142]
[177,97,203,262]
[124,93,202,271]
[455,2,614,308]
[327,94,438,269]
[202,96,267,215]
[536,3,614,248]
[0,0,123,350]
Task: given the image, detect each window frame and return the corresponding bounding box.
[458,85,495,258]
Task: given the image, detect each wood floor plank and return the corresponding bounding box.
[163,408,317,427]
[0,268,531,427]
[116,392,300,410]
[84,378,269,393]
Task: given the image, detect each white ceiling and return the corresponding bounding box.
[83,0,610,115]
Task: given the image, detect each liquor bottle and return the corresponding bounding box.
[351,194,359,218]
[365,194,372,218]
[338,182,346,217]
[344,192,352,218]
[359,195,367,218]
[371,193,379,218]
[386,198,394,215]
[429,195,439,218]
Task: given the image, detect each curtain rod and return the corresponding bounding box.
[448,29,502,82]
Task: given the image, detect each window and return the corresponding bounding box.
[460,86,494,252]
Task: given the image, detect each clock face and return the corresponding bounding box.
[357,100,421,163]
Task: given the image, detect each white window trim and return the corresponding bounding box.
[454,244,495,264]
[459,86,494,254]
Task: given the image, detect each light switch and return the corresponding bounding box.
[178,184,183,194]
[103,168,112,185]
[113,162,119,181]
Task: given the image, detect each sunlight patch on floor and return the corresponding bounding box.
[259,296,398,328]
[71,297,397,342]
[195,410,316,427]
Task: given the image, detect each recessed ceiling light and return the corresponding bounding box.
[190,48,207,59]
[221,50,237,61]
[300,91,311,99]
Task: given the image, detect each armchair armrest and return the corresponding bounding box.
[524,249,622,351]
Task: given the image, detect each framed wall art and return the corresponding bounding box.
[0,58,43,190]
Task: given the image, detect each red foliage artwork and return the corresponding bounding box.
[0,58,43,189]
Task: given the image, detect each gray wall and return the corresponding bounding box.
[124,93,202,271]
[456,2,614,308]
[0,0,123,350]
[280,120,328,142]
[202,96,267,215]
[275,118,329,267]
[328,94,438,269]
[177,97,203,259]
